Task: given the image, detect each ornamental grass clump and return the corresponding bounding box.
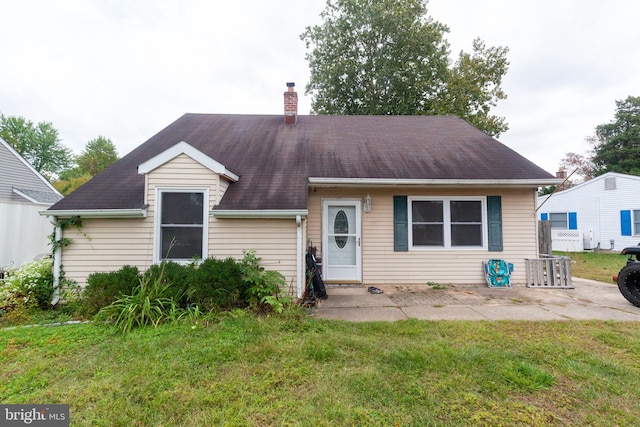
[96,270,182,334]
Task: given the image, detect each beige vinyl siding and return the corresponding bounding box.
[218,178,230,201]
[210,218,299,289]
[61,218,154,287]
[147,154,221,210]
[307,187,538,285]
[61,154,301,290]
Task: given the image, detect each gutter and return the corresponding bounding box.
[47,216,62,306]
[308,177,563,187]
[39,208,147,219]
[211,209,308,219]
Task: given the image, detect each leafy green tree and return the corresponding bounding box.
[592,96,640,176]
[0,114,73,180]
[54,136,119,195]
[301,0,509,136]
[76,136,118,177]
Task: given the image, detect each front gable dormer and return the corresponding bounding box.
[138,141,240,263]
[138,141,239,181]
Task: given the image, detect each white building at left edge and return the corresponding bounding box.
[0,137,63,269]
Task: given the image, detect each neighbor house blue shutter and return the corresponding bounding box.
[540,213,548,221]
[621,210,632,236]
[394,196,408,251]
[568,212,578,230]
[487,196,503,251]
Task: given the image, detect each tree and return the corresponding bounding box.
[54,136,119,195]
[591,96,640,176]
[76,136,118,177]
[300,0,510,137]
[0,114,73,180]
[559,150,595,183]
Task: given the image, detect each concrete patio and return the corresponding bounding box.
[312,278,640,321]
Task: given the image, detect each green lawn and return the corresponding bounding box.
[554,251,627,283]
[2,312,640,426]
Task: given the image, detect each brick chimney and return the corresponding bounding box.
[284,82,297,125]
[556,170,568,191]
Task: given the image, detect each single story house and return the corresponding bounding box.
[44,83,559,297]
[538,172,640,252]
[1,136,63,269]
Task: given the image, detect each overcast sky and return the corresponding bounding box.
[1,0,638,175]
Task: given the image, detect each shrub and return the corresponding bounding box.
[143,261,192,305]
[81,265,141,316]
[240,249,290,313]
[0,258,54,316]
[187,257,245,310]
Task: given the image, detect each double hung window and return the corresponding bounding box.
[409,198,485,249]
[157,189,208,262]
[634,210,640,235]
[549,213,568,229]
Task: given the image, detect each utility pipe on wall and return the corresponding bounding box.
[47,216,62,306]
[296,215,303,299]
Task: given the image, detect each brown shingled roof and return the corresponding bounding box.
[48,114,554,212]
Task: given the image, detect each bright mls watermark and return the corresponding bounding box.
[1,405,69,426]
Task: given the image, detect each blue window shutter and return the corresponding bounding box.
[487,196,503,251]
[568,212,578,230]
[621,210,632,236]
[394,196,408,251]
[540,213,548,221]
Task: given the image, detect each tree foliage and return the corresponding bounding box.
[76,136,118,176]
[54,136,118,195]
[301,0,509,136]
[559,150,595,183]
[591,96,640,176]
[0,114,73,180]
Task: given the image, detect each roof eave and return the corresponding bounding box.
[40,208,148,219]
[211,209,308,219]
[308,177,563,187]
[12,188,55,205]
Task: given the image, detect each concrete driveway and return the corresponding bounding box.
[312,278,640,321]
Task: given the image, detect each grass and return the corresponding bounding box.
[554,251,627,283]
[2,312,640,426]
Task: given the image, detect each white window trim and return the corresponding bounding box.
[154,187,209,263]
[408,196,487,250]
[633,210,640,235]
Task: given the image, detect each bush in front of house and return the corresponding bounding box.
[240,249,290,314]
[0,257,54,321]
[94,251,292,332]
[187,257,245,310]
[81,265,141,316]
[143,261,192,305]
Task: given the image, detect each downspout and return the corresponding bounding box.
[296,215,303,299]
[48,216,62,306]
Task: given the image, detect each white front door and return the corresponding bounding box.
[322,200,362,282]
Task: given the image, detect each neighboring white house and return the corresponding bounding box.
[0,137,63,269]
[537,172,640,252]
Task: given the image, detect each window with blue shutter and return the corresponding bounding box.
[568,212,577,230]
[621,210,632,236]
[487,196,503,251]
[393,196,408,251]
